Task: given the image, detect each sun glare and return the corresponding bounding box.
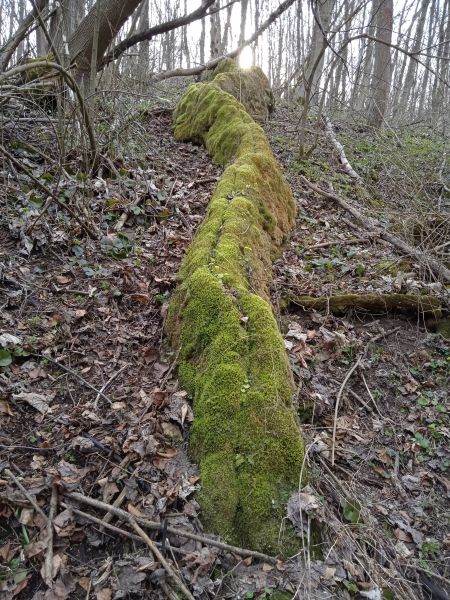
[239,46,253,69]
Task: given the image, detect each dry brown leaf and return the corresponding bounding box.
[77,577,91,592]
[127,503,143,517]
[0,400,15,416]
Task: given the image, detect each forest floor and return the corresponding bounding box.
[0,94,449,600]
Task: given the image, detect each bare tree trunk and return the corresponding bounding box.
[368,0,393,127]
[138,0,150,75]
[239,0,249,46]
[296,0,334,104]
[181,0,190,67]
[200,17,206,64]
[418,0,437,114]
[253,0,261,64]
[354,0,377,111]
[68,0,143,88]
[209,0,221,59]
[431,0,450,116]
[398,0,430,112]
[220,1,233,54]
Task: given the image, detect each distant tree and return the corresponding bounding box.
[368,0,393,127]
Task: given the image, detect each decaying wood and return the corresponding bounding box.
[286,292,443,317]
[300,176,450,283]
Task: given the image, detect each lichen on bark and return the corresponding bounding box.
[166,60,305,554]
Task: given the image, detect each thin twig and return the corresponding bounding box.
[306,237,369,250]
[60,503,188,555]
[331,357,361,466]
[94,364,128,408]
[37,354,112,405]
[66,492,278,564]
[131,520,195,600]
[4,468,48,523]
[43,484,57,586]
[414,565,450,586]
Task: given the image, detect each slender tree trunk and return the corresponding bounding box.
[398,0,430,113]
[296,0,334,104]
[368,0,393,127]
[138,0,150,76]
[209,0,221,59]
[200,17,206,64]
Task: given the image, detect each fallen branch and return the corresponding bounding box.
[300,176,450,283]
[43,484,57,586]
[331,357,361,466]
[286,293,442,318]
[4,468,49,523]
[61,503,188,555]
[322,115,363,183]
[66,492,278,564]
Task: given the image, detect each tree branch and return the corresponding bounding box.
[153,0,297,82]
[0,0,49,71]
[101,0,216,68]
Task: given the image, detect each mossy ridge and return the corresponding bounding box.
[167,60,304,554]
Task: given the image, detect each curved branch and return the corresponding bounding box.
[101,0,216,68]
[0,0,49,72]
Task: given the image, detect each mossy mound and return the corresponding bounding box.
[206,58,275,123]
[19,54,55,83]
[167,61,304,554]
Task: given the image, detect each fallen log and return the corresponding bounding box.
[300,176,450,283]
[166,60,305,554]
[285,292,443,318]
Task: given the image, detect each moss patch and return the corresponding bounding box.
[167,60,304,554]
[287,293,442,318]
[206,58,275,123]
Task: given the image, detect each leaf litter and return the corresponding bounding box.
[0,101,449,600]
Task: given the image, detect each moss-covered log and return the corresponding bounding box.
[166,60,304,554]
[286,293,442,317]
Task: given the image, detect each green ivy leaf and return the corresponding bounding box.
[0,349,12,366]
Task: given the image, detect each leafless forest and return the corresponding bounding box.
[0,1,449,599]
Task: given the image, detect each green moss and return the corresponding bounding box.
[287,293,442,318]
[206,58,274,122]
[167,61,304,554]
[375,259,413,275]
[436,318,450,339]
[20,54,55,83]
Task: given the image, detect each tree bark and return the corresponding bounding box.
[68,0,143,87]
[368,0,393,127]
[296,0,334,104]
